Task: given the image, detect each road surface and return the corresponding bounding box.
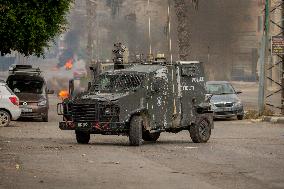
[0,95,284,189]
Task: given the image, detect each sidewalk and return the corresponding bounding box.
[263,116,284,124]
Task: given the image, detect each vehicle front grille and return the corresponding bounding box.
[214,102,234,108]
[20,102,37,106]
[21,112,41,117]
[72,103,119,122]
[72,104,98,122]
[215,111,234,115]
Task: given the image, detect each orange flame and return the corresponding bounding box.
[58,90,69,100]
[65,59,73,70]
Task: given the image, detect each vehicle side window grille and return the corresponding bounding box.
[181,66,197,77]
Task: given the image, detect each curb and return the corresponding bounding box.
[263,116,284,124]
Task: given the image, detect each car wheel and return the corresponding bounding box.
[190,117,211,143]
[129,115,143,146]
[142,131,160,142]
[75,130,90,144]
[237,115,244,120]
[42,113,49,122]
[0,110,11,127]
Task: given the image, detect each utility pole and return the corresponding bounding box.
[167,0,173,64]
[148,0,152,56]
[86,0,96,79]
[259,0,284,115]
[258,0,270,115]
[174,0,197,61]
[282,1,284,115]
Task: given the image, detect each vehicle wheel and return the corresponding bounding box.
[237,115,244,120]
[129,115,143,146]
[63,115,72,121]
[142,131,160,142]
[0,110,11,127]
[42,114,48,122]
[75,130,90,144]
[190,117,211,143]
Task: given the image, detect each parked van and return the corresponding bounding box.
[7,65,53,122]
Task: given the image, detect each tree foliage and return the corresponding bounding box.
[0,0,73,57]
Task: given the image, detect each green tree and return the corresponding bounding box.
[0,0,73,57]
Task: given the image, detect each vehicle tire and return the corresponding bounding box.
[129,115,143,146]
[63,115,72,121]
[0,110,11,127]
[142,131,160,142]
[190,117,211,143]
[237,115,244,120]
[75,130,90,144]
[42,113,48,122]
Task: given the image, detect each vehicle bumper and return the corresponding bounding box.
[20,105,48,118]
[213,107,244,119]
[59,121,127,133]
[10,108,21,120]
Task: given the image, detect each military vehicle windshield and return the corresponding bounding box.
[93,74,144,93]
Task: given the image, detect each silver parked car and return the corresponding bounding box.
[206,81,244,120]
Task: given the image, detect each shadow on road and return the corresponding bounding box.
[16,117,43,122]
[214,118,237,121]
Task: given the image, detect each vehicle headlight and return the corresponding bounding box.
[104,107,111,115]
[234,101,242,107]
[210,103,217,110]
[38,99,47,106]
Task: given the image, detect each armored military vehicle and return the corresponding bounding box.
[58,60,213,146]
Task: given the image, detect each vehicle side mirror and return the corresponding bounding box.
[69,79,74,96]
[47,89,55,94]
[236,91,242,94]
[87,82,92,90]
[205,94,213,102]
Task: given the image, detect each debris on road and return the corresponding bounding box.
[250,119,262,123]
[102,161,120,165]
[184,147,198,149]
[263,116,284,124]
[15,164,20,170]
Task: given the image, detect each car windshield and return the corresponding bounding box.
[92,74,144,93]
[206,83,235,95]
[8,80,44,94]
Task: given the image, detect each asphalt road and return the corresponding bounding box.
[0,95,284,189]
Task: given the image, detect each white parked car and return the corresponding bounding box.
[0,80,21,127]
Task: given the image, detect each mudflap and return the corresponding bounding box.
[59,122,75,130]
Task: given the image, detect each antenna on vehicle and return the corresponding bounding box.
[147,0,153,59]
